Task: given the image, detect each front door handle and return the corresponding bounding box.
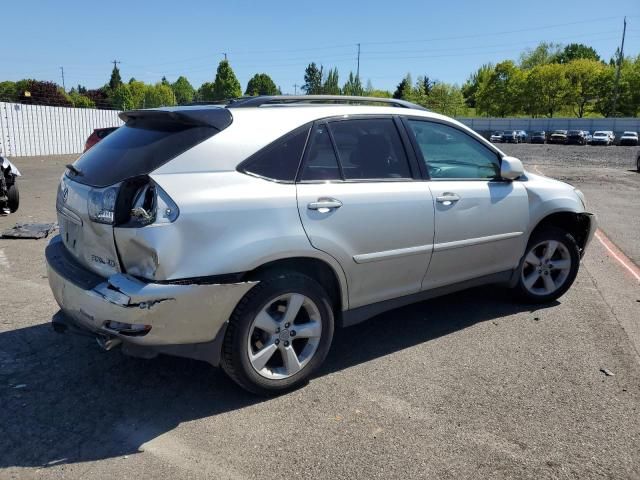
[436,193,460,206]
[308,198,343,212]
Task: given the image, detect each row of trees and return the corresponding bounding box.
[0,42,638,117]
[461,43,640,117]
[0,60,280,110]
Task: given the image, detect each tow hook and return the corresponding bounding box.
[96,334,122,351]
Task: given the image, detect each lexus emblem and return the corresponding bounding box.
[62,186,69,204]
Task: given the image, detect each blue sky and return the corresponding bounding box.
[1,0,638,93]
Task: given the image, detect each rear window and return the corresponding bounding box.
[71,121,218,187]
[240,126,310,182]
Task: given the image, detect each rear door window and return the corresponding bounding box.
[330,118,412,180]
[300,124,342,181]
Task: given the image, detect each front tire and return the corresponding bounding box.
[222,271,334,395]
[514,227,580,303]
[7,182,19,213]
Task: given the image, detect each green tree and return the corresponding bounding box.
[245,73,279,96]
[556,43,601,64]
[367,89,392,98]
[68,90,95,108]
[565,59,605,117]
[461,64,494,108]
[523,63,569,117]
[393,73,413,99]
[342,72,363,96]
[212,60,241,100]
[621,55,640,116]
[197,82,216,101]
[144,83,176,108]
[109,84,135,110]
[303,62,324,94]
[322,68,340,95]
[171,76,195,104]
[0,81,17,101]
[109,65,123,90]
[161,76,170,87]
[476,61,524,116]
[519,42,562,69]
[425,83,466,116]
[594,65,616,117]
[128,80,147,108]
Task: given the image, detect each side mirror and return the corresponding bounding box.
[500,156,524,180]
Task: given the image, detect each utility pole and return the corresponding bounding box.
[60,66,65,91]
[356,43,361,79]
[222,52,228,61]
[111,59,121,70]
[611,16,627,116]
[293,83,298,95]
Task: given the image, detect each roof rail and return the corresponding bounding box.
[225,95,429,111]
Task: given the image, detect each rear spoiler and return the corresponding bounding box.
[119,107,233,131]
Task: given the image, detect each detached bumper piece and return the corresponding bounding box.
[45,235,257,365]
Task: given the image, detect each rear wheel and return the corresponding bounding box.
[7,183,19,212]
[514,227,579,303]
[222,271,334,395]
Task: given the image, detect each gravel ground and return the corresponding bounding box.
[1,148,639,480]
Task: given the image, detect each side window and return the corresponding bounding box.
[330,119,412,180]
[300,124,342,181]
[241,126,310,182]
[407,120,500,179]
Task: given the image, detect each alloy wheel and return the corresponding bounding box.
[521,240,572,296]
[247,293,322,379]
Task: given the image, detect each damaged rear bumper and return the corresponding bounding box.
[45,235,256,361]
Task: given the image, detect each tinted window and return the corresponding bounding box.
[329,119,411,180]
[300,124,341,181]
[72,122,217,187]
[242,126,310,182]
[407,120,500,179]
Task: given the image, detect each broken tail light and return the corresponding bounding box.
[116,176,179,227]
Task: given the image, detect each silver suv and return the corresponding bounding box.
[47,96,596,395]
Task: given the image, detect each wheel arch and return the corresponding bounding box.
[528,211,593,254]
[242,256,347,321]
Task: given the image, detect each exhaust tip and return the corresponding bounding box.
[96,335,122,351]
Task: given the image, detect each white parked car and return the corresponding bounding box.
[590,131,612,146]
[619,131,638,146]
[490,131,503,142]
[47,96,597,394]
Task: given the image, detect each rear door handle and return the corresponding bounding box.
[308,198,343,212]
[436,193,460,206]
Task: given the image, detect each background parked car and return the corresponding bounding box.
[516,130,528,143]
[582,130,592,144]
[84,126,119,152]
[549,130,568,144]
[502,130,519,143]
[530,131,546,144]
[619,131,638,146]
[590,131,612,146]
[567,130,587,145]
[490,131,503,142]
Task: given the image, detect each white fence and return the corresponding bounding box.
[458,117,640,138]
[0,102,122,157]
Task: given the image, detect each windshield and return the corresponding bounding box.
[594,132,607,137]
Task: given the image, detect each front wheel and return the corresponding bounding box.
[222,272,335,395]
[7,182,19,213]
[514,227,580,303]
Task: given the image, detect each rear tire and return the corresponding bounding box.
[7,183,18,213]
[222,271,334,396]
[513,226,580,303]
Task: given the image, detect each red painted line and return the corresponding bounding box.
[594,229,640,283]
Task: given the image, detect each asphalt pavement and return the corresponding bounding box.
[1,146,639,480]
